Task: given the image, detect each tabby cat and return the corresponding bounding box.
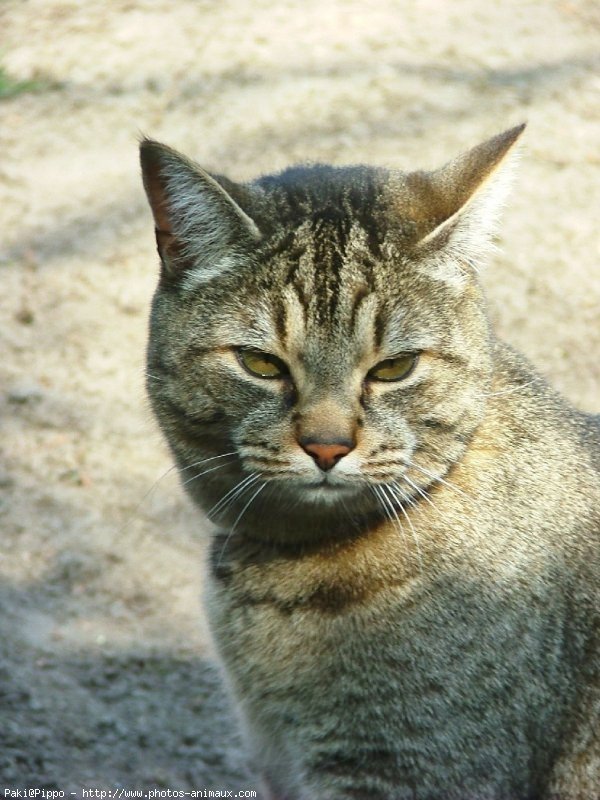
[140,125,600,799]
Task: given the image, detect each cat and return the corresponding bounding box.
[140,125,600,799]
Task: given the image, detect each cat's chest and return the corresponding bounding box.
[206,556,426,713]
[205,523,577,800]
[205,524,420,674]
[205,523,570,699]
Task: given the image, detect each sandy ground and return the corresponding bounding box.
[0,0,599,791]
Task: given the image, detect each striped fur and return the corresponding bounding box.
[140,126,600,798]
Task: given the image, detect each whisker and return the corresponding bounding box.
[179,459,236,490]
[369,484,392,526]
[230,482,267,535]
[115,463,180,539]
[400,475,448,523]
[407,461,472,502]
[136,463,179,504]
[177,451,238,474]
[370,484,409,568]
[385,483,424,573]
[216,481,267,568]
[207,472,259,520]
[116,451,238,537]
[389,481,418,510]
[485,380,536,398]
[145,372,165,382]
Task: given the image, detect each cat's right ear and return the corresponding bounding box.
[139,140,261,285]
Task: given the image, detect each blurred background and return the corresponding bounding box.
[0,0,598,790]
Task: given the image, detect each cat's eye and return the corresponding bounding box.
[237,349,289,379]
[368,354,418,382]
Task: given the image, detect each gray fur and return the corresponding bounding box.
[140,126,600,799]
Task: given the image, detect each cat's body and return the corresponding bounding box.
[140,126,600,799]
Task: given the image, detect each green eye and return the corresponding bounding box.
[368,354,418,382]
[237,349,288,379]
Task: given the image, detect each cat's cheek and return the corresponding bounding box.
[363,401,417,445]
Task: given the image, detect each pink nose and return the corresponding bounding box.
[301,440,353,471]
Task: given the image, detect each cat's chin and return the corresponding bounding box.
[205,475,394,546]
[301,481,361,505]
[267,478,375,521]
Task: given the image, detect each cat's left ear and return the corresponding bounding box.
[410,123,525,279]
[140,139,261,284]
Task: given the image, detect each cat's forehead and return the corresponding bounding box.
[230,217,442,369]
[199,164,469,363]
[278,218,380,316]
[254,168,426,324]
[260,217,377,340]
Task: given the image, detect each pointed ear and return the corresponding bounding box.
[409,124,525,279]
[139,139,261,285]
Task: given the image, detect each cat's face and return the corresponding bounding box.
[141,126,523,542]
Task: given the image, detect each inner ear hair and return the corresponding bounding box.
[418,124,526,247]
[401,124,526,283]
[139,139,262,282]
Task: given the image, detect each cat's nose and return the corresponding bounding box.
[300,439,354,471]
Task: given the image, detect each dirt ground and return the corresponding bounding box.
[0,0,598,791]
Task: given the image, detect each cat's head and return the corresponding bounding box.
[140,125,523,544]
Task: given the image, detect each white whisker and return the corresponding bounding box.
[389,481,418,510]
[117,451,237,537]
[485,380,536,398]
[230,482,267,534]
[401,475,448,522]
[408,461,472,502]
[145,372,165,382]
[369,484,391,525]
[180,459,236,489]
[178,451,238,474]
[385,483,423,573]
[216,481,267,568]
[207,472,260,520]
[371,484,409,567]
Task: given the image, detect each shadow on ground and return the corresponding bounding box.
[0,577,255,791]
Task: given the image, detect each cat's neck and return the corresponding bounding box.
[208,509,420,614]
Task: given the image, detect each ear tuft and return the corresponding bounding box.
[139,139,261,286]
